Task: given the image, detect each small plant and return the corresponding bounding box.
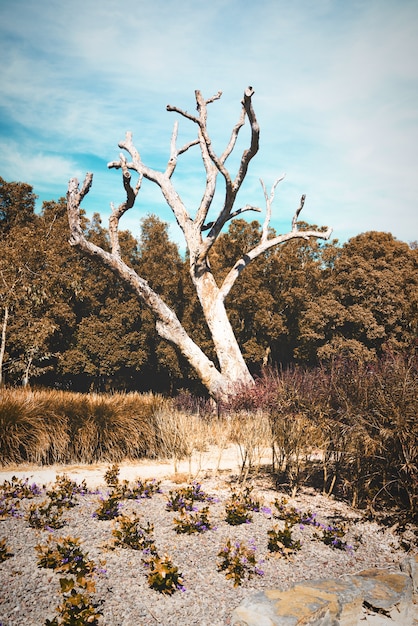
[93,491,122,520]
[173,506,213,534]
[145,553,185,595]
[165,482,215,512]
[273,497,316,527]
[104,464,120,488]
[0,494,22,519]
[315,523,353,552]
[224,499,253,525]
[46,475,86,509]
[36,535,96,580]
[27,500,66,530]
[0,476,43,500]
[122,478,162,500]
[45,576,103,626]
[38,535,104,626]
[184,482,216,503]
[267,523,302,559]
[112,515,157,553]
[224,486,262,524]
[217,539,264,587]
[224,487,260,526]
[0,476,43,519]
[0,538,13,562]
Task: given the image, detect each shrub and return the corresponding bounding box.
[217,539,264,586]
[267,524,301,559]
[112,515,157,553]
[145,553,185,594]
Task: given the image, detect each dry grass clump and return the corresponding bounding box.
[0,390,166,465]
[0,389,69,464]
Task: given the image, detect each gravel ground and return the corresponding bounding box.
[0,468,413,626]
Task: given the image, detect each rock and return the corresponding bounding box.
[231,560,418,626]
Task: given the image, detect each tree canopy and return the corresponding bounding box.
[1,175,416,392]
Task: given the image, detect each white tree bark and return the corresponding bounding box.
[0,304,8,387]
[67,87,332,399]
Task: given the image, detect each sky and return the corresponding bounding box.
[1,0,417,249]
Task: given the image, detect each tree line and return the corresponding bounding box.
[1,176,417,393]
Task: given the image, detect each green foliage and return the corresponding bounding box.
[173,506,212,534]
[121,477,162,499]
[0,538,13,562]
[45,580,103,626]
[27,500,66,530]
[166,482,215,512]
[104,464,120,488]
[267,524,301,559]
[224,487,260,525]
[36,535,96,580]
[112,515,157,553]
[145,553,185,595]
[217,539,264,587]
[47,475,89,508]
[93,491,122,520]
[37,533,103,626]
[314,524,353,552]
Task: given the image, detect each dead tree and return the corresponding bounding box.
[67,87,332,399]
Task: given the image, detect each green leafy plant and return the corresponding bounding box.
[166,482,215,512]
[224,487,260,526]
[0,475,43,499]
[121,477,162,500]
[267,523,301,559]
[1,476,43,519]
[47,475,88,509]
[37,535,104,626]
[112,514,157,553]
[93,491,122,520]
[104,464,120,488]
[145,553,185,594]
[35,535,96,580]
[173,506,213,534]
[217,539,264,587]
[315,523,353,552]
[45,576,103,626]
[27,500,66,530]
[0,538,13,562]
[273,497,317,527]
[224,499,252,525]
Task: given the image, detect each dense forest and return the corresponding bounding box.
[1,176,417,393]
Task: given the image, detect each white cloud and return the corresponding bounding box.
[0,0,417,244]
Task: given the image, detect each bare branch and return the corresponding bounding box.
[109,159,142,257]
[261,175,286,241]
[292,194,306,231]
[219,224,333,301]
[67,173,93,245]
[232,86,259,193]
[205,90,223,105]
[166,104,199,124]
[202,205,262,231]
[220,107,246,165]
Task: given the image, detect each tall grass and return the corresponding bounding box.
[224,351,418,520]
[1,352,416,522]
[0,390,165,465]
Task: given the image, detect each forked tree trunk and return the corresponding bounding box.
[67,88,332,399]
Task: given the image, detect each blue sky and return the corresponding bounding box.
[1,0,417,248]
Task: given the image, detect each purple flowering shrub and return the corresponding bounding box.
[217,539,264,586]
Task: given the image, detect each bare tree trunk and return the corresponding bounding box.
[0,305,8,387]
[67,88,332,399]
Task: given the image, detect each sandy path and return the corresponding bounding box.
[0,444,252,488]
